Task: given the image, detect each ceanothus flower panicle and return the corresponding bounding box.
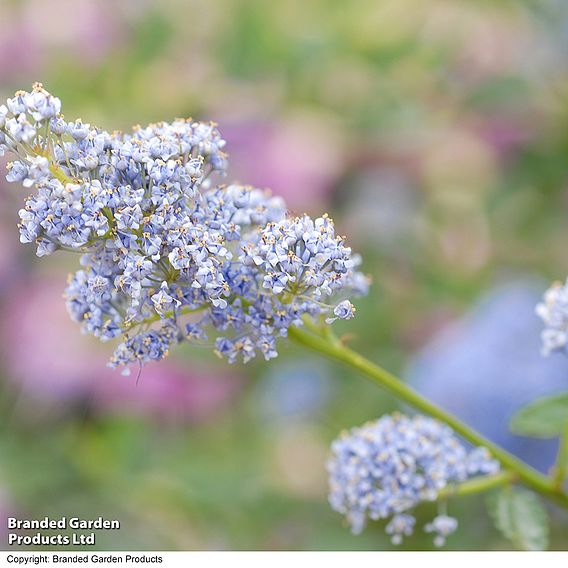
[536,279,568,356]
[1,84,368,373]
[327,413,499,546]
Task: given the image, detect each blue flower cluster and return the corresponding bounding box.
[1,84,367,373]
[327,413,499,545]
[536,279,568,356]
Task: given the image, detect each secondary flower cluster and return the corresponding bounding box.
[536,279,568,356]
[327,413,499,546]
[1,84,367,373]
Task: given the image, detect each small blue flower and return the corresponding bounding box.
[424,515,458,547]
[185,323,208,342]
[151,282,181,316]
[385,514,416,545]
[326,300,356,324]
[6,161,28,183]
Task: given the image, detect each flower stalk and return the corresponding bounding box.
[553,423,568,491]
[438,471,515,499]
[288,324,568,511]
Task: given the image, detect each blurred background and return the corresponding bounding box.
[1,0,568,550]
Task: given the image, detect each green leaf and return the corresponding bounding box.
[486,487,549,551]
[509,392,568,438]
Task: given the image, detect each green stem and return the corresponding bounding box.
[439,471,515,499]
[288,325,568,511]
[553,423,568,490]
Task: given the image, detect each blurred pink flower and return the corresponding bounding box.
[223,114,344,212]
[0,278,242,422]
[476,116,532,161]
[0,217,23,292]
[0,0,124,78]
[0,19,41,78]
[94,363,242,423]
[26,0,124,64]
[1,277,100,399]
